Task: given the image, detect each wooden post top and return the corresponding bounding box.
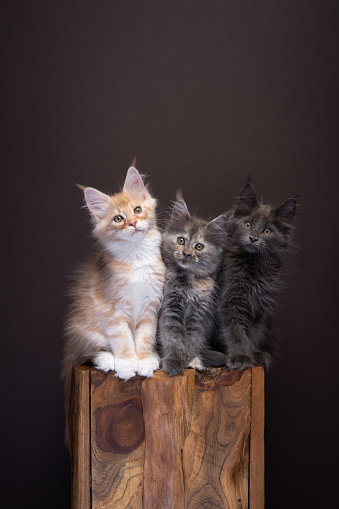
[75,364,264,381]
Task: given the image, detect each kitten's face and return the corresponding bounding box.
[96,193,156,243]
[229,180,296,255]
[163,198,225,276]
[230,205,282,254]
[83,167,157,245]
[164,224,222,275]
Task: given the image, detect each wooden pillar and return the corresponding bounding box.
[69,366,91,509]
[69,366,264,509]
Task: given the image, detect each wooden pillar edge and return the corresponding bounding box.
[249,366,265,509]
[70,365,91,509]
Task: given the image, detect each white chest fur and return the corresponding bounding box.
[108,231,165,321]
[128,260,163,317]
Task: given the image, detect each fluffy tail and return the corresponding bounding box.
[202,349,228,367]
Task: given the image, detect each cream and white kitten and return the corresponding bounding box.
[62,167,165,429]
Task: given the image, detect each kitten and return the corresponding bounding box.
[218,179,297,370]
[62,167,165,419]
[158,194,228,376]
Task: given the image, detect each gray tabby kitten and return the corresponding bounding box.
[158,194,227,375]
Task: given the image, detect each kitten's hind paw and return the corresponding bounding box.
[162,358,187,376]
[254,351,272,370]
[188,357,204,370]
[114,357,138,381]
[137,356,159,377]
[93,351,115,372]
[227,354,255,370]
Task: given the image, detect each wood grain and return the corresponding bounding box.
[249,366,265,509]
[69,366,265,509]
[90,370,145,509]
[141,369,195,508]
[182,368,251,509]
[69,365,91,509]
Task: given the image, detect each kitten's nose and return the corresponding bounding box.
[249,235,259,243]
[129,221,137,228]
[183,252,192,261]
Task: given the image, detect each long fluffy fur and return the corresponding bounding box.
[217,180,297,369]
[62,167,165,443]
[157,196,227,375]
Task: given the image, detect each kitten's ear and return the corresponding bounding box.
[206,215,227,243]
[123,167,148,200]
[208,215,227,232]
[274,198,297,222]
[83,187,111,221]
[237,179,258,213]
[171,191,190,224]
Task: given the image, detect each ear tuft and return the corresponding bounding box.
[171,192,190,224]
[123,167,148,200]
[84,187,111,221]
[175,189,185,202]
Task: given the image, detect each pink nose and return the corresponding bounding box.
[129,221,137,228]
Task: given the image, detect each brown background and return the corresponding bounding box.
[1,1,339,507]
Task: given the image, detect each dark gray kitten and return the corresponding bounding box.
[158,195,227,376]
[218,180,297,370]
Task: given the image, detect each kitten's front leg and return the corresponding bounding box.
[160,332,188,376]
[107,319,138,380]
[158,293,189,375]
[184,305,216,371]
[224,323,256,370]
[135,301,160,377]
[227,352,255,370]
[162,357,187,376]
[93,351,115,372]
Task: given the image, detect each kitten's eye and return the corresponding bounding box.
[177,237,185,245]
[134,206,142,214]
[195,243,204,251]
[263,228,271,235]
[244,221,252,229]
[113,215,124,223]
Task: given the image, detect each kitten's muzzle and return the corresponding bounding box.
[249,234,259,243]
[183,252,192,262]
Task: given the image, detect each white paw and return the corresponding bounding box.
[137,355,160,377]
[114,357,138,381]
[188,357,204,371]
[93,351,115,372]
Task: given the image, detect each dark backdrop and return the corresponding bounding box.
[2,1,339,507]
